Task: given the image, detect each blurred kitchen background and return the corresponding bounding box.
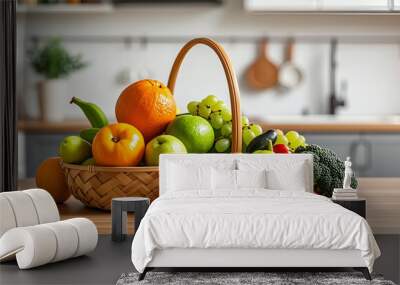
[16,0,400,178]
[15,3,400,281]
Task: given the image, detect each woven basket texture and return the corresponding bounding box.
[63,165,159,210]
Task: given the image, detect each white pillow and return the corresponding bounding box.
[236,169,267,189]
[167,163,212,192]
[212,168,267,191]
[212,168,237,190]
[266,162,307,192]
[237,157,310,192]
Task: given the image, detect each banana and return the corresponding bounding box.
[70,97,108,128]
[80,127,100,143]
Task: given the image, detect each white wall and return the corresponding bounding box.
[18,0,400,121]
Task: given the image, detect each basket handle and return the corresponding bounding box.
[167,38,242,153]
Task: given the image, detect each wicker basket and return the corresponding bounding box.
[62,37,242,210]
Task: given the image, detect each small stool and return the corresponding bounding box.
[111,197,150,242]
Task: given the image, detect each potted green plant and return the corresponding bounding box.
[30,38,86,122]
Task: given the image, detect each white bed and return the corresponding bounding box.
[131,154,380,280]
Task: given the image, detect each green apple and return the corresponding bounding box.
[59,136,92,164]
[145,135,187,166]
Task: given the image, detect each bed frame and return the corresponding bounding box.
[136,154,373,281]
[139,248,371,280]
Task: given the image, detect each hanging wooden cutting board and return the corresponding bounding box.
[245,39,278,91]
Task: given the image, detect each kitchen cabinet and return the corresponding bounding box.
[394,0,400,10]
[322,0,390,11]
[244,0,395,13]
[244,0,319,12]
[305,133,400,177]
[367,134,400,177]
[303,133,358,159]
[24,133,74,178]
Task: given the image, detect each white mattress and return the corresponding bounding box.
[131,190,380,273]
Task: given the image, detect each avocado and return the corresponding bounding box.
[246,129,277,153]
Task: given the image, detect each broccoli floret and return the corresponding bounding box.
[312,162,322,183]
[318,164,332,196]
[296,144,358,197]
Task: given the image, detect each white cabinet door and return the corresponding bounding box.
[366,134,400,177]
[244,0,319,12]
[321,0,390,11]
[394,0,400,10]
[304,133,400,177]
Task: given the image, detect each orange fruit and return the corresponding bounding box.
[115,79,176,142]
[36,157,71,203]
[92,123,145,167]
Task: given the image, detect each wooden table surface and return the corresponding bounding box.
[357,178,400,235]
[58,196,134,235]
[18,178,133,234]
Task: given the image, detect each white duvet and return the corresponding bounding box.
[131,190,380,273]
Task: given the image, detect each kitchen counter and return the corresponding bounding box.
[257,122,400,133]
[254,115,400,133]
[18,116,400,133]
[18,117,400,178]
[18,120,91,133]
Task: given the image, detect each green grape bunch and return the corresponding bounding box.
[186,95,263,153]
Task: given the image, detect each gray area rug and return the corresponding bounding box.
[117,272,396,285]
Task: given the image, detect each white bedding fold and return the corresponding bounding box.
[131,190,380,273]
